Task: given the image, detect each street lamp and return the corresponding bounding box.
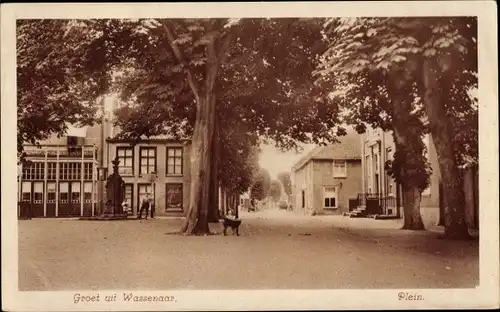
[146,171,157,217]
[98,166,108,181]
[97,166,108,215]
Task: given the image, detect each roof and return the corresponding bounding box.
[292,132,361,172]
[106,125,190,143]
[106,134,190,144]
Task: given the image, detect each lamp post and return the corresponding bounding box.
[97,166,108,215]
[147,171,157,217]
[17,164,22,218]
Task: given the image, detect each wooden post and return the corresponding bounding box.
[18,163,23,218]
[361,133,365,195]
[55,149,60,217]
[43,149,48,217]
[92,145,96,216]
[80,147,84,216]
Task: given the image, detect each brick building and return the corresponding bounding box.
[290,131,362,215]
[105,136,191,216]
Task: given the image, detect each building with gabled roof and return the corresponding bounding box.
[290,130,363,215]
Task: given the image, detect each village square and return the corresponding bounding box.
[15,16,481,291]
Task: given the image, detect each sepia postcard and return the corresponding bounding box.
[1,1,499,311]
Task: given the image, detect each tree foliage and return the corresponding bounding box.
[112,18,345,148]
[269,180,282,202]
[16,19,144,161]
[315,17,433,193]
[250,168,271,201]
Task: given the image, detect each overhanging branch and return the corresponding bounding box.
[162,23,201,104]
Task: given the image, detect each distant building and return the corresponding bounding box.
[290,132,362,215]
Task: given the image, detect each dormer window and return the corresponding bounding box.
[67,136,83,155]
[333,160,347,178]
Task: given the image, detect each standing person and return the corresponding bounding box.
[137,195,150,220]
[150,199,155,219]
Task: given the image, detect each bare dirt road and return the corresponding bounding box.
[18,209,478,290]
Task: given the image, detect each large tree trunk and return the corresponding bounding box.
[178,33,223,235]
[389,71,426,231]
[395,182,402,219]
[392,127,425,230]
[401,184,425,230]
[422,59,470,240]
[207,116,220,223]
[180,94,216,235]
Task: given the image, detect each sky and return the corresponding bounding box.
[258,142,316,180]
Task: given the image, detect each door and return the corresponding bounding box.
[301,190,305,208]
[46,182,56,217]
[137,184,154,214]
[83,182,93,216]
[59,182,81,217]
[32,181,44,217]
[123,184,134,214]
[21,181,32,218]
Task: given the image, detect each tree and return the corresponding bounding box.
[315,17,477,238]
[276,172,292,197]
[17,20,99,160]
[413,17,477,239]
[269,180,282,202]
[250,168,271,201]
[109,18,344,234]
[316,17,430,230]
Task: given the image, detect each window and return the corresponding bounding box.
[324,186,337,208]
[374,154,379,174]
[138,184,154,207]
[71,182,81,203]
[166,183,183,211]
[139,147,156,175]
[333,160,347,177]
[117,147,134,175]
[21,182,31,202]
[33,182,43,203]
[59,163,67,180]
[366,155,372,193]
[47,162,57,180]
[22,162,44,180]
[47,182,56,203]
[385,148,395,196]
[84,163,93,180]
[83,182,92,203]
[166,147,183,175]
[59,163,81,180]
[59,182,69,203]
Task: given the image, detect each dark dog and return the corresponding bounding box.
[222,217,242,236]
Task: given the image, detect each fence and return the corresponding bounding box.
[355,193,398,215]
